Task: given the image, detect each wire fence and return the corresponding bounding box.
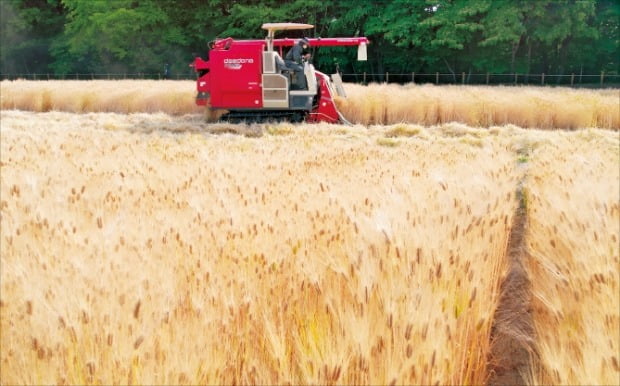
[341,71,620,87]
[1,71,618,87]
[0,73,190,81]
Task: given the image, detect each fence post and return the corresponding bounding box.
[412,72,415,84]
[541,73,545,85]
[514,73,517,85]
[486,72,490,85]
[385,72,389,83]
[363,72,366,83]
[436,72,439,84]
[600,71,605,86]
[570,73,574,86]
[462,72,465,85]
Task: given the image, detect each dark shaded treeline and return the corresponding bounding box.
[1,0,618,79]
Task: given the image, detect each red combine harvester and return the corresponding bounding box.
[191,23,368,124]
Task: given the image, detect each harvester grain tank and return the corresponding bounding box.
[190,23,368,123]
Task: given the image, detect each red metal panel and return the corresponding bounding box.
[190,57,211,105]
[204,41,264,109]
[308,72,340,124]
[273,37,369,48]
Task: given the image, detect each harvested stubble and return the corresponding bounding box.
[1,111,520,384]
[1,80,618,130]
[523,130,620,384]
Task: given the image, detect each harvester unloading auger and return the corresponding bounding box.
[190,23,368,124]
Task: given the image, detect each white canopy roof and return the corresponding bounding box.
[261,23,314,32]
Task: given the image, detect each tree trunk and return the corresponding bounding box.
[510,36,522,74]
[373,39,385,82]
[443,58,456,82]
[376,57,384,82]
[525,39,532,83]
[556,37,572,84]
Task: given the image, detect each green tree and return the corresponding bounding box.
[322,0,429,80]
[592,0,619,73]
[52,0,187,75]
[530,0,598,76]
[477,0,528,73]
[0,0,65,75]
[1,0,617,81]
[418,0,490,77]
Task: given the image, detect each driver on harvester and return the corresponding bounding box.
[285,37,311,90]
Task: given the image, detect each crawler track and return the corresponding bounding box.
[220,110,307,124]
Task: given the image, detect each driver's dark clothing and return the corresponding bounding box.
[285,43,307,64]
[285,41,309,90]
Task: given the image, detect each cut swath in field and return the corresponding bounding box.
[488,129,620,385]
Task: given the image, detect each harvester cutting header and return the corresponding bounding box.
[191,23,369,123]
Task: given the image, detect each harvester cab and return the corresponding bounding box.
[191,23,368,124]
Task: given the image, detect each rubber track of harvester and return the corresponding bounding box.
[220,110,306,124]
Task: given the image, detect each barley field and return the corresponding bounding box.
[2,111,520,384]
[524,131,620,384]
[0,80,203,116]
[1,80,618,129]
[336,83,620,130]
[1,81,619,385]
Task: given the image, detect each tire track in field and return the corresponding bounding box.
[487,162,538,385]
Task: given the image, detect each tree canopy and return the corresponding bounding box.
[1,0,618,78]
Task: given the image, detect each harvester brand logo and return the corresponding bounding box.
[224,58,254,70]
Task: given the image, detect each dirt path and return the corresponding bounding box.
[487,186,537,385]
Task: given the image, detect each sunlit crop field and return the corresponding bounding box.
[1,82,619,384]
[1,111,521,384]
[336,83,620,130]
[524,132,620,384]
[1,80,618,129]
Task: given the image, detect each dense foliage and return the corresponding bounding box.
[1,0,618,78]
